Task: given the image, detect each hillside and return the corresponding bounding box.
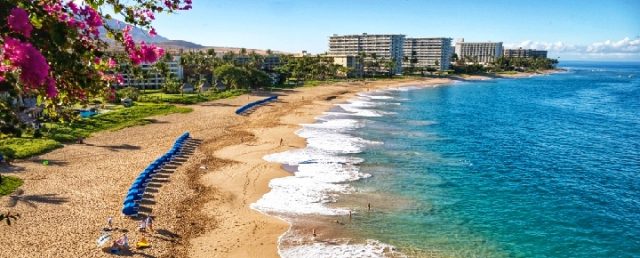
[101,19,284,54]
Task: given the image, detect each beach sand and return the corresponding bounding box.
[0,77,450,258]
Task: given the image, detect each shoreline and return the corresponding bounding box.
[186,77,452,258]
[207,69,562,257]
[0,70,548,258]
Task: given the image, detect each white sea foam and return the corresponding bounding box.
[336,101,395,117]
[301,118,362,130]
[357,92,395,100]
[367,95,395,100]
[254,91,409,256]
[300,129,380,153]
[250,176,352,215]
[280,240,405,258]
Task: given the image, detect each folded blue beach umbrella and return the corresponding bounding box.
[130,181,147,189]
[122,203,139,216]
[128,187,144,195]
[124,193,142,203]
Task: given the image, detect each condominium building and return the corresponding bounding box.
[332,55,363,77]
[261,55,281,71]
[329,33,405,74]
[403,37,453,71]
[119,56,184,89]
[454,39,504,64]
[503,48,548,58]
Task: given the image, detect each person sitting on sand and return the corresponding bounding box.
[121,233,129,249]
[112,233,129,252]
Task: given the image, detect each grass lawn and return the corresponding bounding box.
[0,103,192,159]
[0,176,23,196]
[138,89,248,104]
[0,138,62,159]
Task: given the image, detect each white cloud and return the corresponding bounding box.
[586,37,640,53]
[505,40,579,52]
[505,37,640,59]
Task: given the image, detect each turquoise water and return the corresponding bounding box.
[347,62,640,257]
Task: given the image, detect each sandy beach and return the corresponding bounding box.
[0,77,450,258]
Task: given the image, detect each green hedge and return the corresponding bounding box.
[0,176,23,196]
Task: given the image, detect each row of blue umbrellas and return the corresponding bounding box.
[235,95,278,115]
[122,132,190,216]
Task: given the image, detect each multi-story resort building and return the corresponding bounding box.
[329,33,405,74]
[403,37,453,71]
[503,48,548,58]
[119,56,184,89]
[454,39,504,64]
[261,55,281,71]
[332,55,363,77]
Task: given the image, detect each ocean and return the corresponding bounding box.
[253,61,640,257]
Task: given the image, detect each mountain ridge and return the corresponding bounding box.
[101,18,286,54]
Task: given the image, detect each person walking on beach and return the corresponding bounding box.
[145,216,154,232]
[279,138,283,146]
[107,216,113,230]
[368,203,371,212]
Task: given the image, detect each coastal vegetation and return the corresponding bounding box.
[0,103,191,159]
[491,56,559,72]
[0,1,193,163]
[0,175,23,196]
[451,53,558,74]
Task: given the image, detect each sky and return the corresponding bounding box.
[148,0,640,61]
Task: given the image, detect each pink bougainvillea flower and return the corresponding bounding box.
[116,74,124,84]
[2,37,50,88]
[107,58,117,69]
[7,7,33,38]
[46,77,58,98]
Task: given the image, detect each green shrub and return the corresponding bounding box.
[118,87,140,101]
[0,176,23,196]
[163,78,182,94]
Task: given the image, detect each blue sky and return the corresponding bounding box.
[149,0,640,60]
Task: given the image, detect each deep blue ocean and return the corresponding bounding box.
[348,62,640,257]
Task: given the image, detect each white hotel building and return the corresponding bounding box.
[329,33,405,74]
[454,39,504,64]
[403,37,453,71]
[119,56,184,89]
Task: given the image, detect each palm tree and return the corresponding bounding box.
[384,58,397,77]
[357,52,367,79]
[0,211,19,225]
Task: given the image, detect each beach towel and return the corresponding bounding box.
[96,233,111,247]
